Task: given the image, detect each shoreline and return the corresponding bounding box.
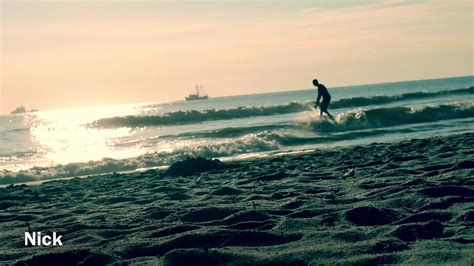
[0,145,333,188]
[1,132,473,264]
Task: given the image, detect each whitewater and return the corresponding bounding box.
[1,76,473,184]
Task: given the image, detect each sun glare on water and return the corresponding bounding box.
[29,104,147,166]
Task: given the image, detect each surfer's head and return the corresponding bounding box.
[312,79,319,86]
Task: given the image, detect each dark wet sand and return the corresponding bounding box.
[1,133,473,265]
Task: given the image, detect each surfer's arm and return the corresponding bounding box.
[315,93,321,107]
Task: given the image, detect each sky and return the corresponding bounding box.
[1,0,473,113]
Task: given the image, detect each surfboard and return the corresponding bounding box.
[298,108,337,125]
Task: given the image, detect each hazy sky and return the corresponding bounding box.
[1,0,472,113]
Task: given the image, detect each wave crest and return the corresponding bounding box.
[331,86,473,109]
[307,102,474,132]
[93,87,473,128]
[93,102,308,128]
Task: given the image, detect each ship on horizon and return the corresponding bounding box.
[185,85,209,101]
[10,105,38,114]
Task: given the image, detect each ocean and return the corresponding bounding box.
[1,76,473,185]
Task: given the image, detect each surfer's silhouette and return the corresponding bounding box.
[313,79,334,120]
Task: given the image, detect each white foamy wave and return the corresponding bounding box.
[3,102,473,185]
[0,134,279,185]
[304,102,474,132]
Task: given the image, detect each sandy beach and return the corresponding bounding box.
[1,132,473,265]
[3,0,473,264]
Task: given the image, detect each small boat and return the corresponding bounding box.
[10,105,38,114]
[185,85,209,101]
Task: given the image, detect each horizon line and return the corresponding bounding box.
[2,74,473,115]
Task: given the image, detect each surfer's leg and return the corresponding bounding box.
[320,100,329,118]
[324,110,335,120]
[326,100,335,120]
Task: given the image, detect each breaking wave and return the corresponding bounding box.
[162,102,474,139]
[330,86,473,109]
[93,87,473,128]
[93,102,309,128]
[0,134,280,185]
[3,102,473,185]
[0,128,392,185]
[306,102,474,132]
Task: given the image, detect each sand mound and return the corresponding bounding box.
[365,238,409,254]
[150,225,200,238]
[393,221,445,241]
[181,207,237,222]
[210,186,240,196]
[219,210,271,225]
[345,206,398,226]
[162,249,235,266]
[458,211,474,222]
[165,157,228,177]
[395,211,452,224]
[420,186,474,197]
[15,250,119,265]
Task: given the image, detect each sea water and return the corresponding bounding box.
[1,76,473,184]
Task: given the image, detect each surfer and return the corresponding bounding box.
[313,79,334,120]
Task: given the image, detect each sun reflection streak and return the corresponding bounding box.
[30,104,147,166]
